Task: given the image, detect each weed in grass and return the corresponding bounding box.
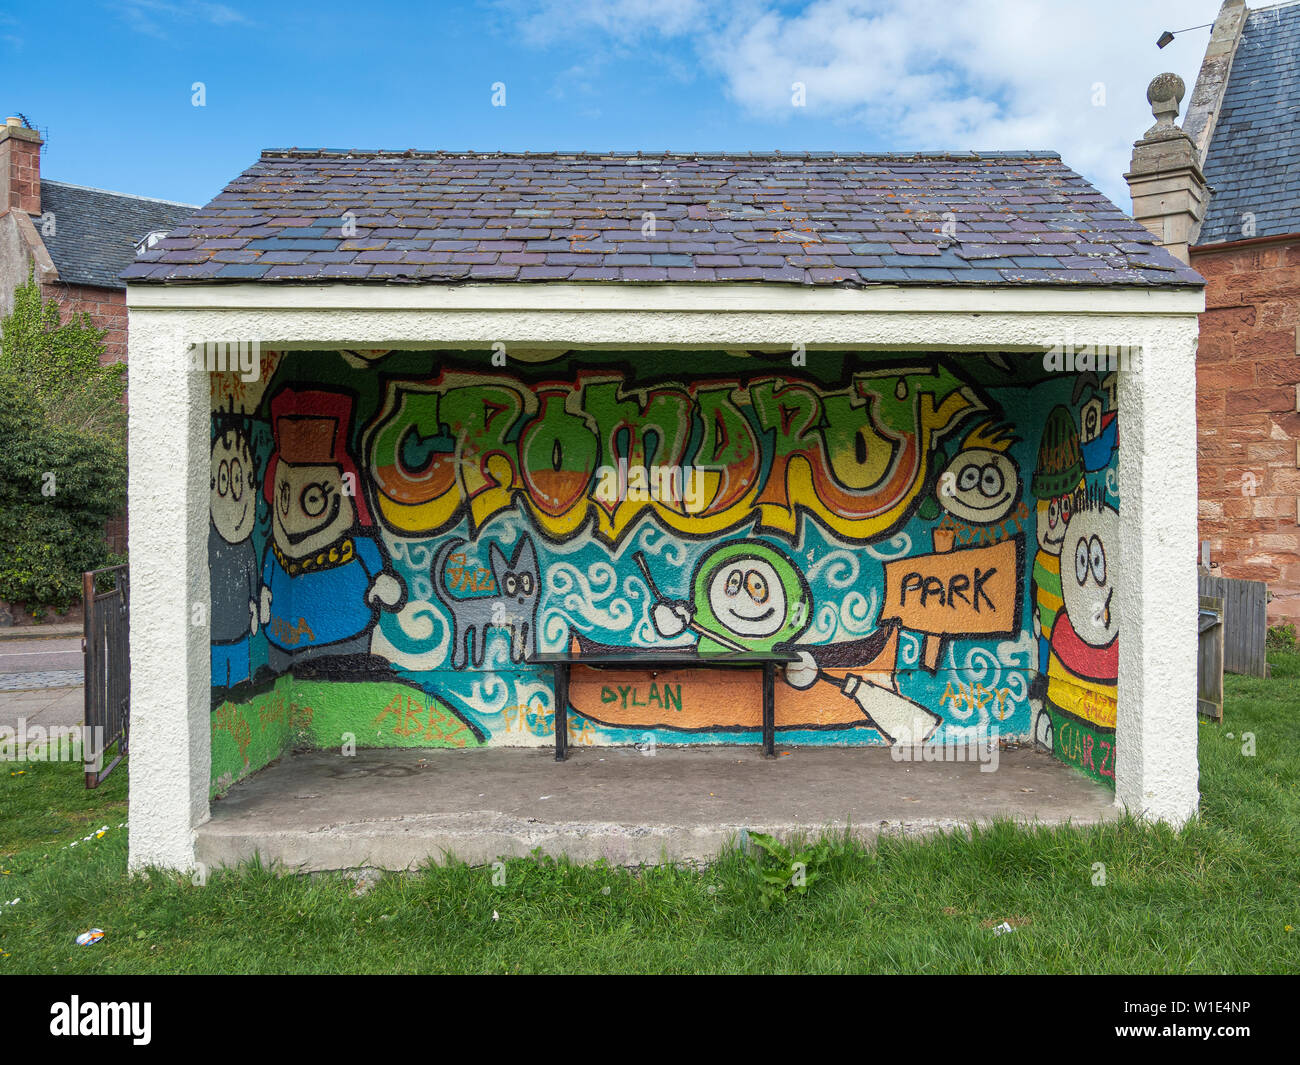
[745,831,835,909]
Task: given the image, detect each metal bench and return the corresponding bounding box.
[529,648,800,761]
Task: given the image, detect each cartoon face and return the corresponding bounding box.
[939,448,1019,525]
[210,431,255,544]
[271,461,355,558]
[1035,489,1078,554]
[1060,500,1119,647]
[490,538,539,607]
[708,558,787,637]
[692,542,812,651]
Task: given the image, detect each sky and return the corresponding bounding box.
[0,0,1223,210]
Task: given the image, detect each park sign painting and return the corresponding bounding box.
[206,346,1121,792]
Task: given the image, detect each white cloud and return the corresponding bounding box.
[507,0,1220,205]
[117,0,249,39]
[509,0,711,45]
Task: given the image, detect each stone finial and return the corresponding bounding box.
[1144,73,1186,138]
[1126,69,1206,264]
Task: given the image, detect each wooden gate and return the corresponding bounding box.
[1197,574,1269,678]
[1198,595,1225,720]
[82,564,130,788]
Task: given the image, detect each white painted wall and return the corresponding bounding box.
[126,314,213,872]
[1116,317,1203,822]
[125,282,1204,871]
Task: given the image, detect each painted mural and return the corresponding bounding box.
[207,350,1121,793]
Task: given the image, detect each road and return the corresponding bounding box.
[0,634,84,731]
[0,636,83,674]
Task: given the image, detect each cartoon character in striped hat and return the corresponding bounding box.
[1029,405,1085,705]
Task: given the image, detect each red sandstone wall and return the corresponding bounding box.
[1191,238,1300,623]
[40,280,127,363]
[38,280,129,553]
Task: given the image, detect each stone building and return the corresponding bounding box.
[1126,0,1300,624]
[0,116,195,363]
[0,115,197,557]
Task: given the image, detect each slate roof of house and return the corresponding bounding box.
[40,180,196,290]
[1197,1,1300,245]
[121,150,1203,287]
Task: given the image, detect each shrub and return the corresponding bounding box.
[0,267,126,439]
[0,271,127,612]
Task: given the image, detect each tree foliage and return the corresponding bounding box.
[0,268,127,611]
[0,266,127,439]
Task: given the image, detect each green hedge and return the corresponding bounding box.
[0,389,126,611]
[0,271,127,613]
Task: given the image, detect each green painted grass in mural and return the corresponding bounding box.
[4,652,1296,974]
[211,675,296,795]
[210,675,483,795]
[294,678,483,752]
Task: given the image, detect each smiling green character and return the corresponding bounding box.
[651,541,812,653]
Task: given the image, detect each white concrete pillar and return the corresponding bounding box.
[1116,318,1201,825]
[126,312,211,871]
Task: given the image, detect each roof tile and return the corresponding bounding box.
[1199,4,1300,244]
[122,150,1202,288]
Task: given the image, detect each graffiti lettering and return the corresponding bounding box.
[365,366,982,544]
[897,566,998,612]
[373,692,475,747]
[599,682,684,714]
[207,348,1123,798]
[267,616,316,647]
[883,537,1022,637]
[445,553,496,593]
[939,681,1014,720]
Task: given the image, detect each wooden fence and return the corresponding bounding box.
[1197,573,1269,678]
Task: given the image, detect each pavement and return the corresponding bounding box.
[196,744,1119,873]
[0,627,84,732]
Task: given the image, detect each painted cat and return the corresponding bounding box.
[432,535,541,669]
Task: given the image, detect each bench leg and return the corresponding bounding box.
[762,661,776,757]
[554,663,569,762]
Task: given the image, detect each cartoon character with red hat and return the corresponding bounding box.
[258,387,404,672]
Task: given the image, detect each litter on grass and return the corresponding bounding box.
[75,929,105,946]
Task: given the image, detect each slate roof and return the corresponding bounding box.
[1197,1,1300,245]
[40,180,196,290]
[121,150,1203,287]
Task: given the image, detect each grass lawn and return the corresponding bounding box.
[1,654,1297,974]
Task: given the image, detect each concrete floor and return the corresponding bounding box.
[196,744,1119,872]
